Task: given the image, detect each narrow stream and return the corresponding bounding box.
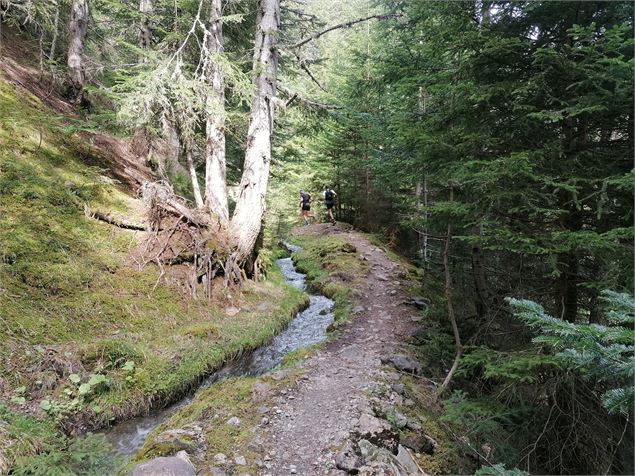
[104,243,334,455]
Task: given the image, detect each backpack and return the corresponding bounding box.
[325,190,335,201]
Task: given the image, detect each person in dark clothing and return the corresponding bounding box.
[299,190,311,225]
[323,186,337,224]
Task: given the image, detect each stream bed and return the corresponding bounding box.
[104,243,334,455]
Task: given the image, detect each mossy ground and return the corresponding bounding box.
[0,76,308,473]
[290,232,369,325]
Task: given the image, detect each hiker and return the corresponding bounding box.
[323,186,337,224]
[299,190,312,225]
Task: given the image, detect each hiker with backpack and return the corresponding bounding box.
[299,190,312,225]
[323,186,337,224]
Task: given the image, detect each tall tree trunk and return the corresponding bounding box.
[49,0,60,63]
[438,188,462,397]
[471,223,490,318]
[157,112,185,177]
[139,0,153,51]
[186,140,204,208]
[556,252,579,323]
[203,0,229,224]
[229,0,279,265]
[67,0,89,101]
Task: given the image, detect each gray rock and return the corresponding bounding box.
[353,306,365,314]
[400,433,437,455]
[357,440,426,475]
[146,426,203,457]
[227,416,241,427]
[355,414,399,453]
[131,451,195,476]
[392,412,408,429]
[213,453,227,464]
[395,445,423,475]
[405,418,421,431]
[335,442,362,474]
[380,355,421,375]
[208,468,227,476]
[235,455,247,466]
[391,383,405,395]
[406,297,430,309]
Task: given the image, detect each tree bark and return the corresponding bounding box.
[186,140,204,208]
[203,0,229,224]
[471,223,490,318]
[229,0,279,264]
[139,0,153,51]
[49,0,60,62]
[556,252,579,323]
[438,188,462,397]
[67,0,89,101]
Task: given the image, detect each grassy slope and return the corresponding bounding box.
[0,76,308,472]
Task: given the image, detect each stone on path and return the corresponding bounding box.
[131,450,195,476]
[355,414,399,453]
[335,441,363,474]
[380,354,421,374]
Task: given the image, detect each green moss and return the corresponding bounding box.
[290,234,368,325]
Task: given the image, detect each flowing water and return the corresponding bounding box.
[105,243,334,455]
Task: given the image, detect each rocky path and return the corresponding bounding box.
[259,224,426,475]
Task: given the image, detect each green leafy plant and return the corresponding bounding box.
[508,291,634,416]
[12,433,123,476]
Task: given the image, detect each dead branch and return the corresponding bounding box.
[277,86,341,110]
[287,13,401,49]
[84,205,148,231]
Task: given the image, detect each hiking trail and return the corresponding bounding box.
[255,223,429,475]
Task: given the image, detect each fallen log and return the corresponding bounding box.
[84,205,148,231]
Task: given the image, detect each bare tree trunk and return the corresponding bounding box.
[157,112,185,177]
[67,0,89,101]
[437,188,462,397]
[49,0,60,62]
[471,223,490,318]
[186,140,204,208]
[556,252,579,323]
[139,0,153,51]
[203,0,229,224]
[229,0,279,266]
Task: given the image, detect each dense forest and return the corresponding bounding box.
[0,0,633,475]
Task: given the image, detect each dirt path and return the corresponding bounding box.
[260,224,422,475]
